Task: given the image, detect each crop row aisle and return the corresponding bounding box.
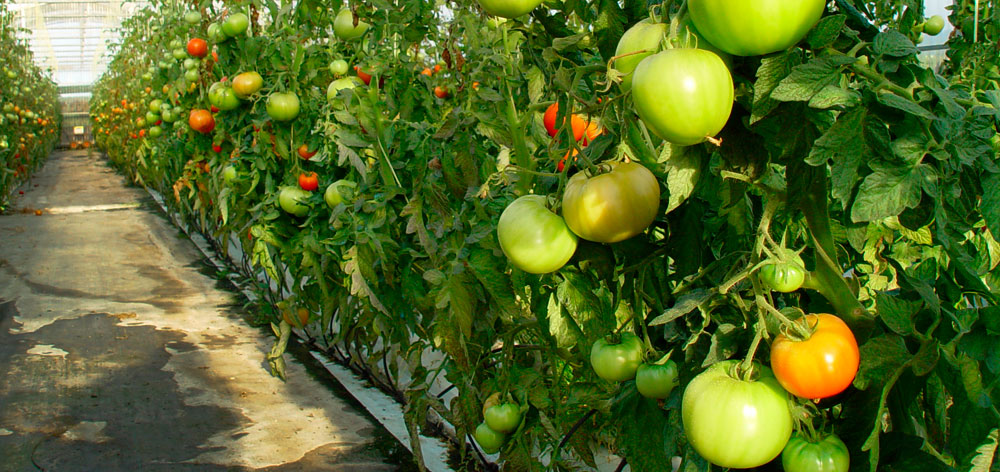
[3,0,999,470]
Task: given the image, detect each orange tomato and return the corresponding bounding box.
[433,86,450,99]
[187,38,208,58]
[770,314,859,400]
[543,103,587,141]
[188,109,216,134]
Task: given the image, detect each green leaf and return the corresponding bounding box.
[873,30,918,57]
[969,429,998,472]
[808,85,861,109]
[982,173,1000,241]
[806,107,867,206]
[435,272,475,338]
[557,271,615,338]
[876,92,935,119]
[874,292,922,336]
[662,144,703,214]
[526,66,545,105]
[855,334,912,391]
[467,248,520,321]
[771,55,856,103]
[850,165,928,223]
[544,292,584,350]
[650,289,712,326]
[702,323,740,367]
[807,15,847,49]
[751,51,798,123]
[612,384,673,470]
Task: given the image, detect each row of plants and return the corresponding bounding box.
[0,5,62,211]
[92,0,1000,470]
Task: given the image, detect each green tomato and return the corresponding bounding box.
[183,58,199,70]
[278,186,311,217]
[217,87,240,111]
[136,118,146,128]
[474,423,506,454]
[148,126,163,138]
[266,92,300,122]
[327,77,361,103]
[329,59,349,76]
[689,0,826,56]
[169,39,182,49]
[632,48,733,146]
[484,403,522,434]
[222,12,249,37]
[476,0,543,19]
[324,179,357,207]
[759,252,806,293]
[333,9,369,40]
[172,48,188,60]
[208,23,226,43]
[614,19,667,91]
[682,361,793,469]
[561,162,660,243]
[161,110,177,122]
[590,334,644,382]
[184,69,199,82]
[496,195,578,274]
[923,15,946,36]
[635,361,679,399]
[222,165,238,184]
[149,99,163,113]
[782,433,850,472]
[183,11,202,24]
[145,111,160,123]
[142,73,153,81]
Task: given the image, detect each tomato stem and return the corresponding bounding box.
[739,323,765,381]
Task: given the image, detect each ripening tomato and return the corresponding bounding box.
[682,361,793,468]
[782,432,850,472]
[631,48,733,146]
[562,162,660,243]
[770,314,859,399]
[496,195,578,274]
[688,0,826,56]
[298,172,319,191]
[433,86,450,99]
[187,38,208,58]
[476,0,543,18]
[188,109,215,134]
[543,103,587,141]
[297,144,317,159]
[232,71,263,98]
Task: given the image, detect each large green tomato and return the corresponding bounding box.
[217,87,241,111]
[149,99,163,113]
[333,9,369,40]
[496,195,578,274]
[476,0,543,19]
[172,48,188,60]
[208,23,226,43]
[484,403,522,434]
[183,11,202,24]
[222,12,249,37]
[682,361,793,469]
[782,433,850,472]
[278,186,311,217]
[614,20,667,91]
[324,179,357,207]
[562,162,660,243]
[474,423,506,454]
[329,59,349,76]
[148,126,163,138]
[590,334,644,382]
[689,0,826,56]
[635,361,679,399]
[327,77,361,103]
[266,92,300,122]
[923,15,946,36]
[632,48,733,146]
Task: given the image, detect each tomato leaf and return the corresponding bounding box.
[650,289,712,327]
[969,429,998,472]
[467,248,520,322]
[855,334,911,391]
[808,85,861,109]
[771,55,856,103]
[557,271,615,338]
[876,92,935,120]
[851,165,927,222]
[702,323,740,367]
[750,51,799,124]
[662,144,703,214]
[981,173,1000,240]
[872,30,918,58]
[807,14,847,49]
[874,292,922,336]
[611,383,673,471]
[806,107,868,206]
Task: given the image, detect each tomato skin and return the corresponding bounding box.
[324,179,357,207]
[782,433,850,472]
[484,403,521,433]
[333,9,369,40]
[562,162,660,243]
[222,12,249,37]
[543,103,587,141]
[682,361,793,469]
[614,19,667,91]
[770,314,859,399]
[476,0,543,19]
[278,186,311,217]
[590,334,644,382]
[689,0,826,56]
[632,48,733,146]
[923,15,945,36]
[496,195,578,274]
[759,253,806,292]
[298,172,319,191]
[266,92,300,122]
[188,109,215,134]
[231,72,263,98]
[186,38,208,58]
[474,423,506,454]
[635,361,679,399]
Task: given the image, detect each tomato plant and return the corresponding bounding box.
[682,361,793,468]
[782,432,850,472]
[770,314,859,399]
[590,334,643,382]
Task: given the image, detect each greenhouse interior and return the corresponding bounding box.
[1,0,998,471]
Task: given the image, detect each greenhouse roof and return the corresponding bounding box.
[9,0,148,87]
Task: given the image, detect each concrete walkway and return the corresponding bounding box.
[0,150,413,471]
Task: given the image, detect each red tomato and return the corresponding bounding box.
[354,66,372,86]
[543,103,587,141]
[210,105,220,113]
[434,86,450,99]
[298,172,319,191]
[212,144,222,153]
[770,314,859,399]
[187,38,208,58]
[188,109,216,134]
[433,64,442,73]
[297,144,317,159]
